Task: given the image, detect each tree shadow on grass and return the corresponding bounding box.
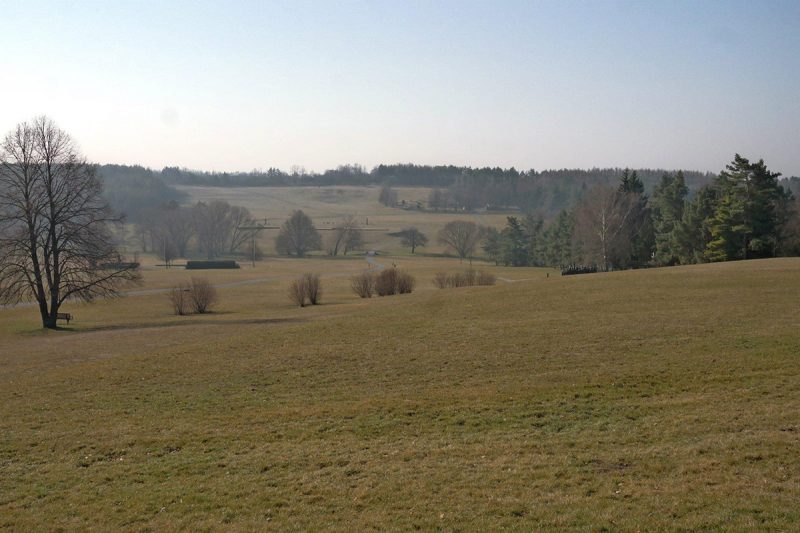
[59,317,304,334]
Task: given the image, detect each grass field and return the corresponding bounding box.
[174,185,512,255]
[1,256,799,530]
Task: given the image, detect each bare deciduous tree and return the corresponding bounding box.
[192,200,257,259]
[328,215,363,256]
[227,204,258,254]
[160,202,194,257]
[0,117,141,328]
[438,220,484,262]
[378,184,397,207]
[573,185,639,271]
[275,210,321,257]
[397,227,428,254]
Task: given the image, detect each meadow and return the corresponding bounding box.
[1,250,798,530]
[175,185,512,255]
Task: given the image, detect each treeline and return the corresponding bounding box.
[99,164,186,222]
[111,163,720,216]
[484,155,800,270]
[135,200,260,263]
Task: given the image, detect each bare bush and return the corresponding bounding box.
[189,277,218,313]
[375,268,399,296]
[476,271,497,286]
[303,273,322,305]
[448,272,467,288]
[168,282,191,315]
[396,271,416,294]
[464,268,477,286]
[351,272,375,298]
[437,269,497,289]
[288,277,307,307]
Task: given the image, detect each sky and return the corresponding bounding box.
[1,0,798,176]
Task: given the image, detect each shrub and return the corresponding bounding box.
[189,277,218,313]
[448,272,467,288]
[436,269,496,289]
[288,277,307,307]
[168,282,191,315]
[375,267,399,296]
[476,271,497,286]
[351,272,375,298]
[303,273,322,305]
[396,271,416,294]
[464,268,477,286]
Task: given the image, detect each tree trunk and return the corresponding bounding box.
[41,306,58,329]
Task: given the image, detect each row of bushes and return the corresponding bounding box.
[170,267,497,315]
[351,268,415,298]
[169,277,219,315]
[433,269,496,288]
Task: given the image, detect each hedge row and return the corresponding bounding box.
[186,260,241,270]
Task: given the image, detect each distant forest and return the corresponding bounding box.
[99,163,799,222]
[102,163,710,219]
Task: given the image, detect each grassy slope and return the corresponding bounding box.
[1,258,799,530]
[173,185,512,255]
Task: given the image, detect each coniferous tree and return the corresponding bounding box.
[704,154,788,261]
[618,169,653,267]
[746,159,790,258]
[651,171,689,265]
[674,185,717,264]
[542,210,576,267]
[482,227,503,265]
[523,215,545,266]
[501,216,528,266]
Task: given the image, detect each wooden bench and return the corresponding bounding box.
[56,312,73,324]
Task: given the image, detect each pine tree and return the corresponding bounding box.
[705,154,786,261]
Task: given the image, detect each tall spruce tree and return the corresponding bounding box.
[747,159,790,257]
[618,169,653,267]
[500,216,528,266]
[543,209,576,267]
[651,171,689,265]
[482,227,503,265]
[523,215,545,266]
[674,185,717,264]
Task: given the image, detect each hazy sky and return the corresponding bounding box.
[1,0,798,175]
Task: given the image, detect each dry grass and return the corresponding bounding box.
[173,185,512,255]
[0,257,799,530]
